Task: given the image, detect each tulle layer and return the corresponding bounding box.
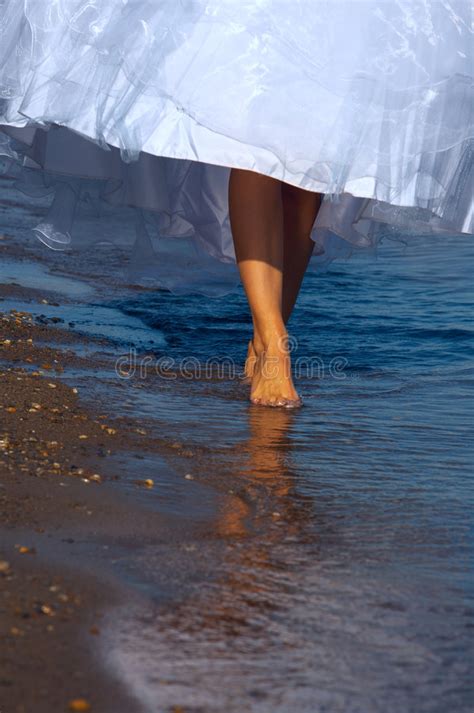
[0,0,473,294]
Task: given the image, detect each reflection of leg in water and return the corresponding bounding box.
[216,406,311,542]
[184,405,316,647]
[139,406,320,711]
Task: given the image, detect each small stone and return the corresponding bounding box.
[184,474,194,480]
[78,434,88,440]
[0,560,11,573]
[68,699,91,712]
[89,474,102,483]
[136,478,154,488]
[40,604,54,616]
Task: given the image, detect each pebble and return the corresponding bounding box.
[68,699,91,712]
[40,604,54,616]
[0,560,11,573]
[136,478,154,488]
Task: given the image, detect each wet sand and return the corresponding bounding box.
[0,277,216,713]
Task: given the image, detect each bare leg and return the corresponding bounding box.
[282,182,322,322]
[229,168,300,407]
[245,182,322,377]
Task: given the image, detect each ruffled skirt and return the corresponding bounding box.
[1,0,472,294]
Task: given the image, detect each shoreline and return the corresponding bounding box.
[0,276,219,713]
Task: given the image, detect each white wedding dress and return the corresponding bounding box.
[0,0,472,294]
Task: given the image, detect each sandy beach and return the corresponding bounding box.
[0,302,138,711]
[0,280,196,712]
[0,246,220,713]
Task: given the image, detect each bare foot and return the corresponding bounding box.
[250,333,301,408]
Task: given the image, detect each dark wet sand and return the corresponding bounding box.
[0,283,207,713]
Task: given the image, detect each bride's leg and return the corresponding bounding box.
[229,168,300,407]
[281,183,322,323]
[245,183,322,376]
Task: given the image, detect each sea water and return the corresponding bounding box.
[97,236,473,713]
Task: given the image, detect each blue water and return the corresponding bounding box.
[1,184,473,711]
[97,236,473,713]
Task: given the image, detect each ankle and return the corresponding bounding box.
[257,328,289,355]
[250,334,264,356]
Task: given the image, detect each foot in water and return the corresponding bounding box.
[249,332,302,408]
